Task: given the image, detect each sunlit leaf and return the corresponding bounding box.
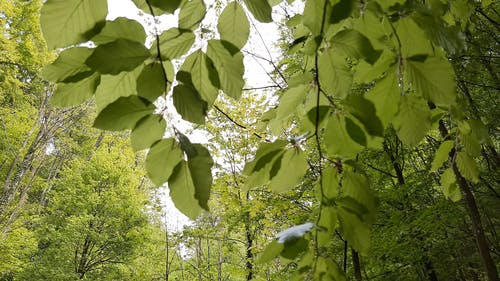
[456,151,479,183]
[179,0,206,30]
[186,144,214,211]
[41,0,107,49]
[243,0,273,23]
[431,140,454,171]
[324,114,364,158]
[440,168,461,202]
[393,95,431,147]
[172,84,208,124]
[269,149,309,193]
[318,48,352,99]
[130,114,166,152]
[51,73,100,107]
[137,62,173,102]
[86,39,149,75]
[146,138,183,187]
[206,40,245,99]
[152,28,195,60]
[257,240,284,263]
[93,96,154,131]
[218,2,250,49]
[337,207,370,255]
[42,47,93,82]
[92,17,146,45]
[365,72,400,126]
[331,29,382,64]
[169,162,203,219]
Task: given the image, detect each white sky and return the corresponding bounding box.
[106,0,291,231]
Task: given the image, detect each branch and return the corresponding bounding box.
[213,105,263,139]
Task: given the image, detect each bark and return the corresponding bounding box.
[245,217,254,281]
[352,248,362,281]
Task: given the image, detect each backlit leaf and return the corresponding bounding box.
[331,29,382,64]
[440,168,461,202]
[257,240,284,263]
[218,2,250,49]
[337,207,370,255]
[41,0,107,49]
[130,114,166,152]
[42,47,93,82]
[431,140,454,171]
[152,28,195,60]
[318,48,352,99]
[146,139,183,186]
[92,17,146,45]
[179,50,219,106]
[172,84,208,124]
[186,144,214,211]
[393,95,431,147]
[137,62,173,102]
[93,96,154,131]
[179,0,206,30]
[456,151,479,183]
[243,0,273,23]
[269,149,309,193]
[365,72,400,126]
[169,162,203,219]
[206,40,245,99]
[86,39,149,75]
[276,85,309,120]
[406,56,456,106]
[51,73,100,107]
[324,114,364,158]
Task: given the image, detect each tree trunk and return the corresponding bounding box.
[352,248,362,281]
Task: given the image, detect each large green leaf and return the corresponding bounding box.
[431,140,454,171]
[136,61,173,102]
[393,95,431,147]
[317,48,352,99]
[179,0,206,30]
[51,73,100,107]
[324,114,364,158]
[302,0,326,35]
[243,140,288,190]
[276,85,309,120]
[243,0,273,23]
[218,2,250,49]
[330,0,353,24]
[331,29,382,64]
[440,168,461,202]
[93,96,154,131]
[86,39,149,75]
[95,64,144,112]
[146,138,184,186]
[337,207,370,255]
[342,171,376,223]
[396,17,433,57]
[206,40,245,99]
[257,240,284,263]
[168,162,203,219]
[42,47,93,82]
[132,0,182,14]
[456,152,479,183]
[130,114,166,152]
[346,94,384,137]
[172,84,208,124]
[151,28,195,60]
[405,56,456,106]
[243,140,288,174]
[92,17,146,45]
[321,167,339,200]
[186,144,214,211]
[365,72,400,126]
[178,50,219,106]
[269,149,309,193]
[40,0,107,50]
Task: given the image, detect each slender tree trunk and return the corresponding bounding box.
[165,220,169,281]
[352,248,362,281]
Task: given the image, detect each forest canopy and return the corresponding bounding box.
[0,0,499,280]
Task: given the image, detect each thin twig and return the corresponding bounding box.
[213,105,263,139]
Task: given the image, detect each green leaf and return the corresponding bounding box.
[440,168,461,202]
[342,171,376,223]
[396,18,433,57]
[51,73,100,107]
[206,40,245,99]
[186,144,214,211]
[331,29,382,64]
[172,84,208,124]
[92,17,146,45]
[354,51,397,84]
[276,85,309,120]
[456,152,479,183]
[321,167,339,199]
[243,141,287,190]
[93,96,154,131]
[330,0,353,24]
[365,72,400,126]
[393,95,431,147]
[318,48,352,99]
[345,117,367,146]
[405,56,456,106]
[218,2,250,49]
[317,206,338,244]
[346,94,384,137]
[269,149,309,193]
[324,114,364,158]
[178,50,219,106]
[136,62,172,102]
[412,12,465,55]
[146,139,183,186]
[41,0,107,49]
[281,238,309,260]
[431,140,454,171]
[257,240,284,263]
[179,0,206,30]
[337,207,370,255]
[86,39,149,75]
[243,0,273,23]
[244,140,288,174]
[303,0,327,35]
[95,64,144,112]
[130,114,166,152]
[42,47,93,82]
[168,162,203,219]
[151,28,195,60]
[148,0,182,13]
